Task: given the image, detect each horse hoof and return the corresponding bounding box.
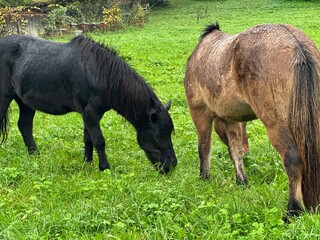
[199,172,210,180]
[84,157,93,164]
[236,177,248,185]
[99,164,110,171]
[283,209,302,223]
[28,147,39,155]
[282,215,292,224]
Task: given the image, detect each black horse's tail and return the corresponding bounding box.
[289,42,320,211]
[0,108,10,144]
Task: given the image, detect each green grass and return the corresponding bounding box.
[2,0,320,238]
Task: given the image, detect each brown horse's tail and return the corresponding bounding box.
[289,43,320,211]
[0,108,9,144]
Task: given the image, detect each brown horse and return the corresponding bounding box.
[184,23,320,217]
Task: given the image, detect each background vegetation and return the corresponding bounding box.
[0,0,172,8]
[0,0,155,36]
[1,0,320,239]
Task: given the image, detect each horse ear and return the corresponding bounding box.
[164,100,172,111]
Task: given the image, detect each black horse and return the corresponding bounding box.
[0,34,177,173]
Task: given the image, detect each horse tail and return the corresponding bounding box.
[0,108,10,144]
[289,42,320,211]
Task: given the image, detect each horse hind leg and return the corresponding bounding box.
[265,124,303,217]
[15,98,38,154]
[215,119,248,184]
[84,126,93,163]
[241,122,250,154]
[215,120,249,154]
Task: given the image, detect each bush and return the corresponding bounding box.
[130,4,148,27]
[44,3,83,35]
[103,2,148,31]
[102,4,123,31]
[0,0,27,8]
[0,6,28,37]
[55,0,107,21]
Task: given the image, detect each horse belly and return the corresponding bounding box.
[195,84,257,122]
[214,99,257,122]
[13,71,82,114]
[18,91,77,115]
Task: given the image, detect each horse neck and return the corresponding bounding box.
[107,69,157,128]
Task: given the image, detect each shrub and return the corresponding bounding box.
[44,3,84,35]
[102,3,123,31]
[103,2,148,31]
[130,4,148,27]
[56,0,107,21]
[0,6,28,37]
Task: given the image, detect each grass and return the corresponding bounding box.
[1,0,320,238]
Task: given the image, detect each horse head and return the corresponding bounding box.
[137,101,177,173]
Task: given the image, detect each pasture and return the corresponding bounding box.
[1,0,320,238]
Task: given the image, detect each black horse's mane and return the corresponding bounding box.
[200,22,220,40]
[69,36,159,127]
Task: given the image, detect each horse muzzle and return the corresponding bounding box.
[146,150,177,173]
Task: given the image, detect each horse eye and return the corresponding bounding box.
[150,112,159,123]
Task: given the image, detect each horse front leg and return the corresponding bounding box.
[82,110,110,171]
[15,98,38,154]
[83,127,93,163]
[216,120,248,185]
[190,107,213,179]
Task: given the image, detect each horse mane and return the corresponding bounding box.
[69,36,160,127]
[200,22,220,40]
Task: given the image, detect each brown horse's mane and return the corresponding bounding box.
[200,22,220,40]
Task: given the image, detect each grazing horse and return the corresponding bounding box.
[0,34,177,173]
[184,23,320,216]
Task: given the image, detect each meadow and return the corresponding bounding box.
[1,0,320,238]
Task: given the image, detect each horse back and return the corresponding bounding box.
[0,35,88,114]
[0,34,74,82]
